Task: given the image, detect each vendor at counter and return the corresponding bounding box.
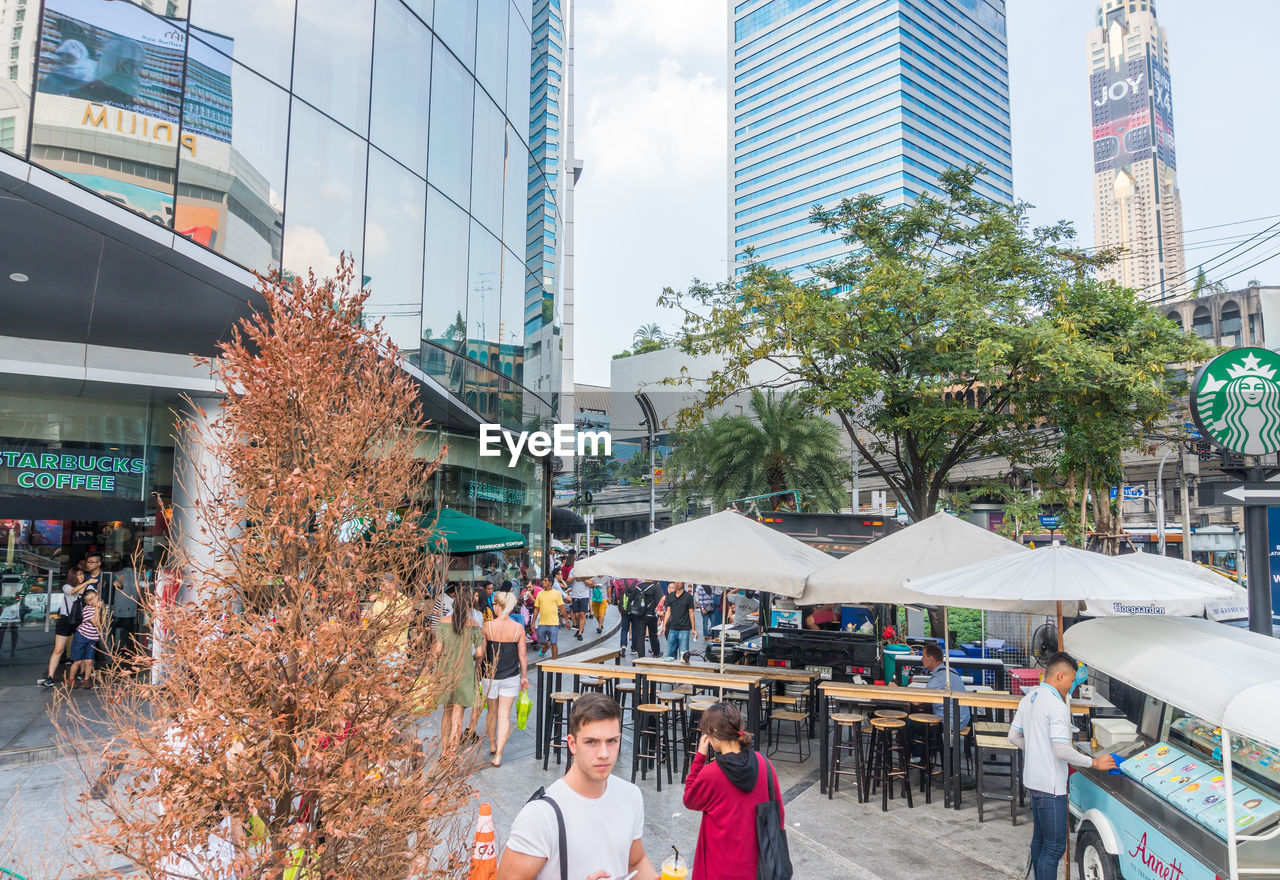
[1009,651,1116,880]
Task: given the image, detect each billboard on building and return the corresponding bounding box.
[1149,56,1176,169]
[31,0,188,224]
[1090,57,1151,174]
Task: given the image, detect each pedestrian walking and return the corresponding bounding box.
[39,565,87,686]
[625,579,661,658]
[534,577,565,659]
[1009,651,1115,880]
[567,570,592,642]
[436,587,484,753]
[695,584,719,641]
[661,581,696,661]
[481,592,528,767]
[498,693,657,880]
[615,577,637,657]
[590,572,609,635]
[682,702,784,880]
[68,588,106,688]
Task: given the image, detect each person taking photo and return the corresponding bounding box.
[682,702,784,880]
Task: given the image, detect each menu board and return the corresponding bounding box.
[1122,742,1191,783]
[1196,786,1280,837]
[1167,772,1238,818]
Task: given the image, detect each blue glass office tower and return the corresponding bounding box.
[730,0,1013,279]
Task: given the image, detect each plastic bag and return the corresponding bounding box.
[516,688,532,730]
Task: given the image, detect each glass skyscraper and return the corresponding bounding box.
[730,0,1013,279]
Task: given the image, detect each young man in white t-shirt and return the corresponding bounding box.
[1009,651,1116,880]
[498,693,657,880]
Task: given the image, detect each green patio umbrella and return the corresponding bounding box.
[418,508,527,555]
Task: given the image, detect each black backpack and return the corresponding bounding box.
[634,581,661,617]
[525,787,568,880]
[67,595,86,630]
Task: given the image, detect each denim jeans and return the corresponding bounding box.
[700,606,720,639]
[665,628,691,660]
[618,613,632,649]
[1029,791,1068,880]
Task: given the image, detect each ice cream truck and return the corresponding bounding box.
[1064,616,1280,880]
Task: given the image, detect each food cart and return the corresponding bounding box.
[1064,616,1280,880]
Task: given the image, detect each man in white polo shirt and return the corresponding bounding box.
[1008,651,1116,880]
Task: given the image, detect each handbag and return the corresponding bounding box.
[755,753,794,880]
[516,688,533,730]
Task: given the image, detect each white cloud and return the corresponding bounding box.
[578,0,726,57]
[282,226,341,277]
[582,58,726,184]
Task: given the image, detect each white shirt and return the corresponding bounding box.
[1010,683,1081,796]
[506,776,644,880]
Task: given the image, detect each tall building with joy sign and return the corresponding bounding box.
[1087,0,1185,302]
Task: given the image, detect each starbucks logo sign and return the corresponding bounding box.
[1190,347,1280,455]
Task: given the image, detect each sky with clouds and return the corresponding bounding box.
[572,0,1280,386]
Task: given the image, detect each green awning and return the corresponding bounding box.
[420,508,527,555]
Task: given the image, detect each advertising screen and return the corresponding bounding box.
[1090,57,1151,174]
[31,0,188,223]
[1149,57,1176,169]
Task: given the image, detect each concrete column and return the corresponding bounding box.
[169,395,232,603]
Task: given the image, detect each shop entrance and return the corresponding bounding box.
[0,517,152,678]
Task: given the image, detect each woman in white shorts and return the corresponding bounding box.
[481,591,528,766]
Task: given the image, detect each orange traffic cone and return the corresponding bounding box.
[468,802,498,880]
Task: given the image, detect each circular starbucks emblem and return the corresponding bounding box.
[1191,347,1280,455]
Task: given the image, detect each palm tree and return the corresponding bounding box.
[633,323,665,346]
[666,390,848,514]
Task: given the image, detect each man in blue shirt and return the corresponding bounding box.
[921,644,969,733]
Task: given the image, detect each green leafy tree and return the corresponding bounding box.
[661,166,1212,524]
[664,390,847,514]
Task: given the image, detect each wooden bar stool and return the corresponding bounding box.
[867,717,913,811]
[683,699,715,780]
[768,709,810,763]
[614,681,636,714]
[656,691,689,758]
[827,712,867,802]
[579,676,605,694]
[543,692,580,771]
[873,708,908,720]
[907,713,944,804]
[974,734,1021,824]
[632,703,675,790]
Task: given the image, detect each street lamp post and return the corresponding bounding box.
[636,392,659,534]
[1156,446,1173,556]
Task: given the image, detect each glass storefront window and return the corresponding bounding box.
[470,86,505,237]
[292,0,373,135]
[500,241,527,395]
[188,0,295,87]
[433,0,477,69]
[402,0,433,26]
[502,127,528,258]
[428,40,473,210]
[422,185,470,356]
[363,147,426,357]
[475,0,508,112]
[369,0,431,176]
[282,98,367,279]
[176,37,287,274]
[505,12,532,141]
[466,218,501,350]
[30,0,189,225]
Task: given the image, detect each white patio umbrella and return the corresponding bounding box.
[572,510,834,672]
[906,544,1238,650]
[799,511,1067,612]
[1083,551,1249,621]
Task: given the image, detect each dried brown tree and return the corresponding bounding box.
[58,256,477,880]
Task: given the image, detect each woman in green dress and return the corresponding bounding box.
[437,586,485,752]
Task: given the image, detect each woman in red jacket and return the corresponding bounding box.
[682,702,784,880]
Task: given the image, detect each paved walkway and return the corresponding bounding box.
[0,607,1044,879]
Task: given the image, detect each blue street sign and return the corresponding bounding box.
[1108,486,1145,501]
[1184,422,1202,440]
[1038,515,1061,529]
